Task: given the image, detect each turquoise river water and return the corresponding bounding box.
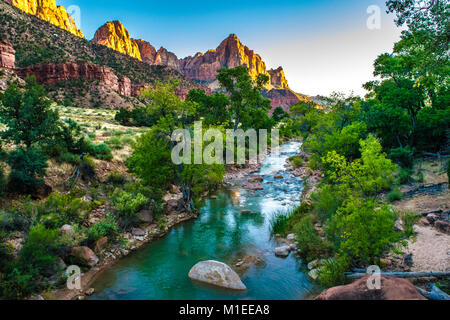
[90,141,318,300]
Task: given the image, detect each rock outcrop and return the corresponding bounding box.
[4,0,83,38]
[0,38,15,69]
[19,62,133,97]
[268,67,289,89]
[263,88,313,114]
[134,39,157,64]
[315,275,427,300]
[188,260,247,290]
[93,21,141,61]
[70,246,99,267]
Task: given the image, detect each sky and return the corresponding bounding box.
[58,0,403,96]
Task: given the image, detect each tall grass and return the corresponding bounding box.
[269,209,294,236]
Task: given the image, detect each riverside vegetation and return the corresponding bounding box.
[0,0,448,299]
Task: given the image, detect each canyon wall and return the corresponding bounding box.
[0,39,15,69]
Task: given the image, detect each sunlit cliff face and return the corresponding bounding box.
[6,0,84,38]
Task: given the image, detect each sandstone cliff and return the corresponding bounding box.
[93,21,141,61]
[0,38,15,69]
[268,67,289,90]
[4,0,83,38]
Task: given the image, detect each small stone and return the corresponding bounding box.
[275,246,291,257]
[85,288,95,296]
[286,234,296,241]
[132,228,145,236]
[435,220,450,234]
[188,260,246,290]
[418,218,430,226]
[241,209,252,214]
[274,175,283,179]
[60,224,73,236]
[289,243,297,251]
[94,236,108,253]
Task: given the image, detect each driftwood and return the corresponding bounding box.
[346,271,450,279]
[417,285,450,301]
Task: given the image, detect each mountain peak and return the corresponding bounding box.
[93,21,141,60]
[4,0,84,38]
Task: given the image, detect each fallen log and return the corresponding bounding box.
[346,271,450,279]
[417,285,450,301]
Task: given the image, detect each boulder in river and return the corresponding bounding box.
[274,245,291,257]
[188,260,247,290]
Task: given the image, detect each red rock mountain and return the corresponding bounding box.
[179,34,272,87]
[90,22,316,111]
[4,0,83,37]
[93,21,141,60]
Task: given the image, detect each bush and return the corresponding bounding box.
[106,172,127,185]
[293,215,333,261]
[317,255,350,288]
[387,189,403,202]
[398,169,414,185]
[389,147,414,168]
[400,210,420,237]
[0,165,6,197]
[7,147,48,193]
[311,185,345,221]
[329,198,399,265]
[110,188,148,227]
[39,193,91,228]
[289,156,303,169]
[87,215,119,243]
[89,143,113,161]
[270,210,293,236]
[80,155,96,180]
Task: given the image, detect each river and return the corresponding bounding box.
[90,141,317,300]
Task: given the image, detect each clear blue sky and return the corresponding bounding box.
[58,0,402,96]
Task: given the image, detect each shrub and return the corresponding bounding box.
[89,143,113,161]
[110,188,148,227]
[0,268,35,300]
[0,165,6,197]
[387,189,403,202]
[317,255,350,288]
[18,224,60,275]
[7,147,48,193]
[106,172,127,185]
[289,156,303,169]
[80,155,96,180]
[400,210,420,237]
[329,198,399,265]
[87,215,119,243]
[311,185,345,221]
[39,193,91,228]
[270,210,293,236]
[293,215,333,261]
[398,169,414,185]
[389,147,414,168]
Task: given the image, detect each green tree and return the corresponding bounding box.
[186,89,230,126]
[216,66,274,131]
[0,77,59,192]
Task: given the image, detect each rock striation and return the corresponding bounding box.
[4,0,83,37]
[0,38,15,69]
[93,21,141,60]
[19,62,132,96]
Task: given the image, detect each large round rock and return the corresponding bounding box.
[188,260,247,291]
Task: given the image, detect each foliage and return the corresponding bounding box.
[389,146,415,168]
[400,210,420,237]
[293,215,333,261]
[217,65,274,131]
[328,198,399,265]
[270,210,293,236]
[387,189,403,202]
[186,89,230,126]
[110,188,148,227]
[87,214,119,243]
[317,255,350,288]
